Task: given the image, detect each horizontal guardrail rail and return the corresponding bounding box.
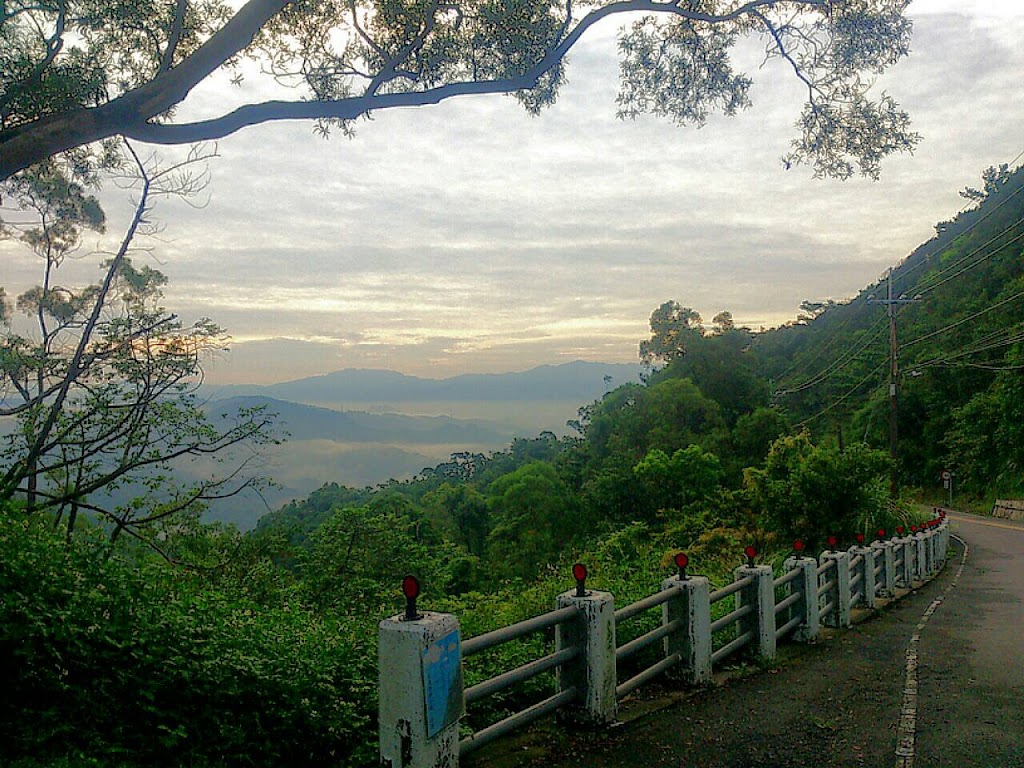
[462,605,579,658]
[614,585,685,699]
[461,605,582,755]
[379,514,953,768]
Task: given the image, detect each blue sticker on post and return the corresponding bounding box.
[422,629,463,738]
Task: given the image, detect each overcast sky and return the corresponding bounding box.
[4,1,1024,384]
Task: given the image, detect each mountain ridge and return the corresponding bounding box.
[204,360,642,404]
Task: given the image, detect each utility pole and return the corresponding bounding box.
[867,268,921,500]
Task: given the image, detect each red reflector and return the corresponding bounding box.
[827,535,838,548]
[793,539,805,552]
[877,528,885,539]
[911,525,918,532]
[401,575,420,600]
[856,533,865,544]
[744,545,757,559]
[896,526,905,535]
[674,552,689,569]
[572,562,587,582]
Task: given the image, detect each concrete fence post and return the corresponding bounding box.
[934,524,948,567]
[849,546,876,609]
[378,612,463,768]
[556,588,617,725]
[733,564,776,661]
[922,530,936,578]
[661,575,712,685]
[873,541,896,598]
[927,529,938,575]
[782,556,820,642]
[915,532,928,581]
[820,550,851,629]
[894,536,914,589]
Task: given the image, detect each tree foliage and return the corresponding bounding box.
[0,0,919,181]
[0,146,278,548]
[744,432,892,544]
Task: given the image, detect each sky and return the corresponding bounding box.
[4,1,1024,385]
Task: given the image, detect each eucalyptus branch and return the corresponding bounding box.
[0,0,866,177]
[365,0,443,96]
[161,0,190,72]
[0,0,67,115]
[0,147,152,497]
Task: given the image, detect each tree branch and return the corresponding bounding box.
[160,0,190,72]
[0,0,823,178]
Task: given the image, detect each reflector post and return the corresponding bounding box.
[674,552,689,580]
[401,575,421,621]
[572,562,588,597]
[744,545,757,568]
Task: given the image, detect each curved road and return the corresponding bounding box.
[916,511,1024,766]
[469,511,1024,768]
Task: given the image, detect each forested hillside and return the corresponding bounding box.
[759,162,1024,498]
[4,164,1022,768]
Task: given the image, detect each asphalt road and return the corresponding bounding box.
[914,511,1024,767]
[467,511,1024,768]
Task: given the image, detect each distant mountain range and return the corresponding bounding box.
[204,360,642,405]
[205,396,523,444]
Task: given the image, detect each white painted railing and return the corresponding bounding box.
[378,515,951,768]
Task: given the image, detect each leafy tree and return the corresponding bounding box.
[582,377,723,467]
[959,163,1012,206]
[745,432,891,545]
[485,461,579,580]
[651,322,769,424]
[422,481,491,556]
[633,443,723,513]
[711,311,735,333]
[1,0,919,182]
[301,500,475,607]
[0,147,277,548]
[719,405,790,476]
[0,502,380,768]
[945,344,1024,495]
[640,300,703,367]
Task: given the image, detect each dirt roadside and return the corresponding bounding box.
[464,535,988,768]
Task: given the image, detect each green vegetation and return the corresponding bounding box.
[760,162,1024,504]
[2,1,916,181]
[3,163,1022,765]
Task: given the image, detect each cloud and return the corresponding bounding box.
[5,9,1024,384]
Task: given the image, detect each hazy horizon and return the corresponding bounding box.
[5,3,1023,386]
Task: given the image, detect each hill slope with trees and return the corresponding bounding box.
[4,162,1022,767]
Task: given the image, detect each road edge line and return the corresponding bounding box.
[894,533,968,768]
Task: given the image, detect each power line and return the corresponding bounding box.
[884,164,1024,290]
[911,326,1024,371]
[914,227,1024,297]
[795,360,888,429]
[773,153,1024,412]
[773,315,887,396]
[777,212,1024,398]
[774,158,1024,398]
[768,301,870,385]
[902,287,1024,351]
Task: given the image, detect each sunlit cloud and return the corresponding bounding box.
[4,9,1023,383]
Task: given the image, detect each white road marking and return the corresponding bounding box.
[894,534,968,768]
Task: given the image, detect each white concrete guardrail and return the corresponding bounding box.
[378,514,952,767]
